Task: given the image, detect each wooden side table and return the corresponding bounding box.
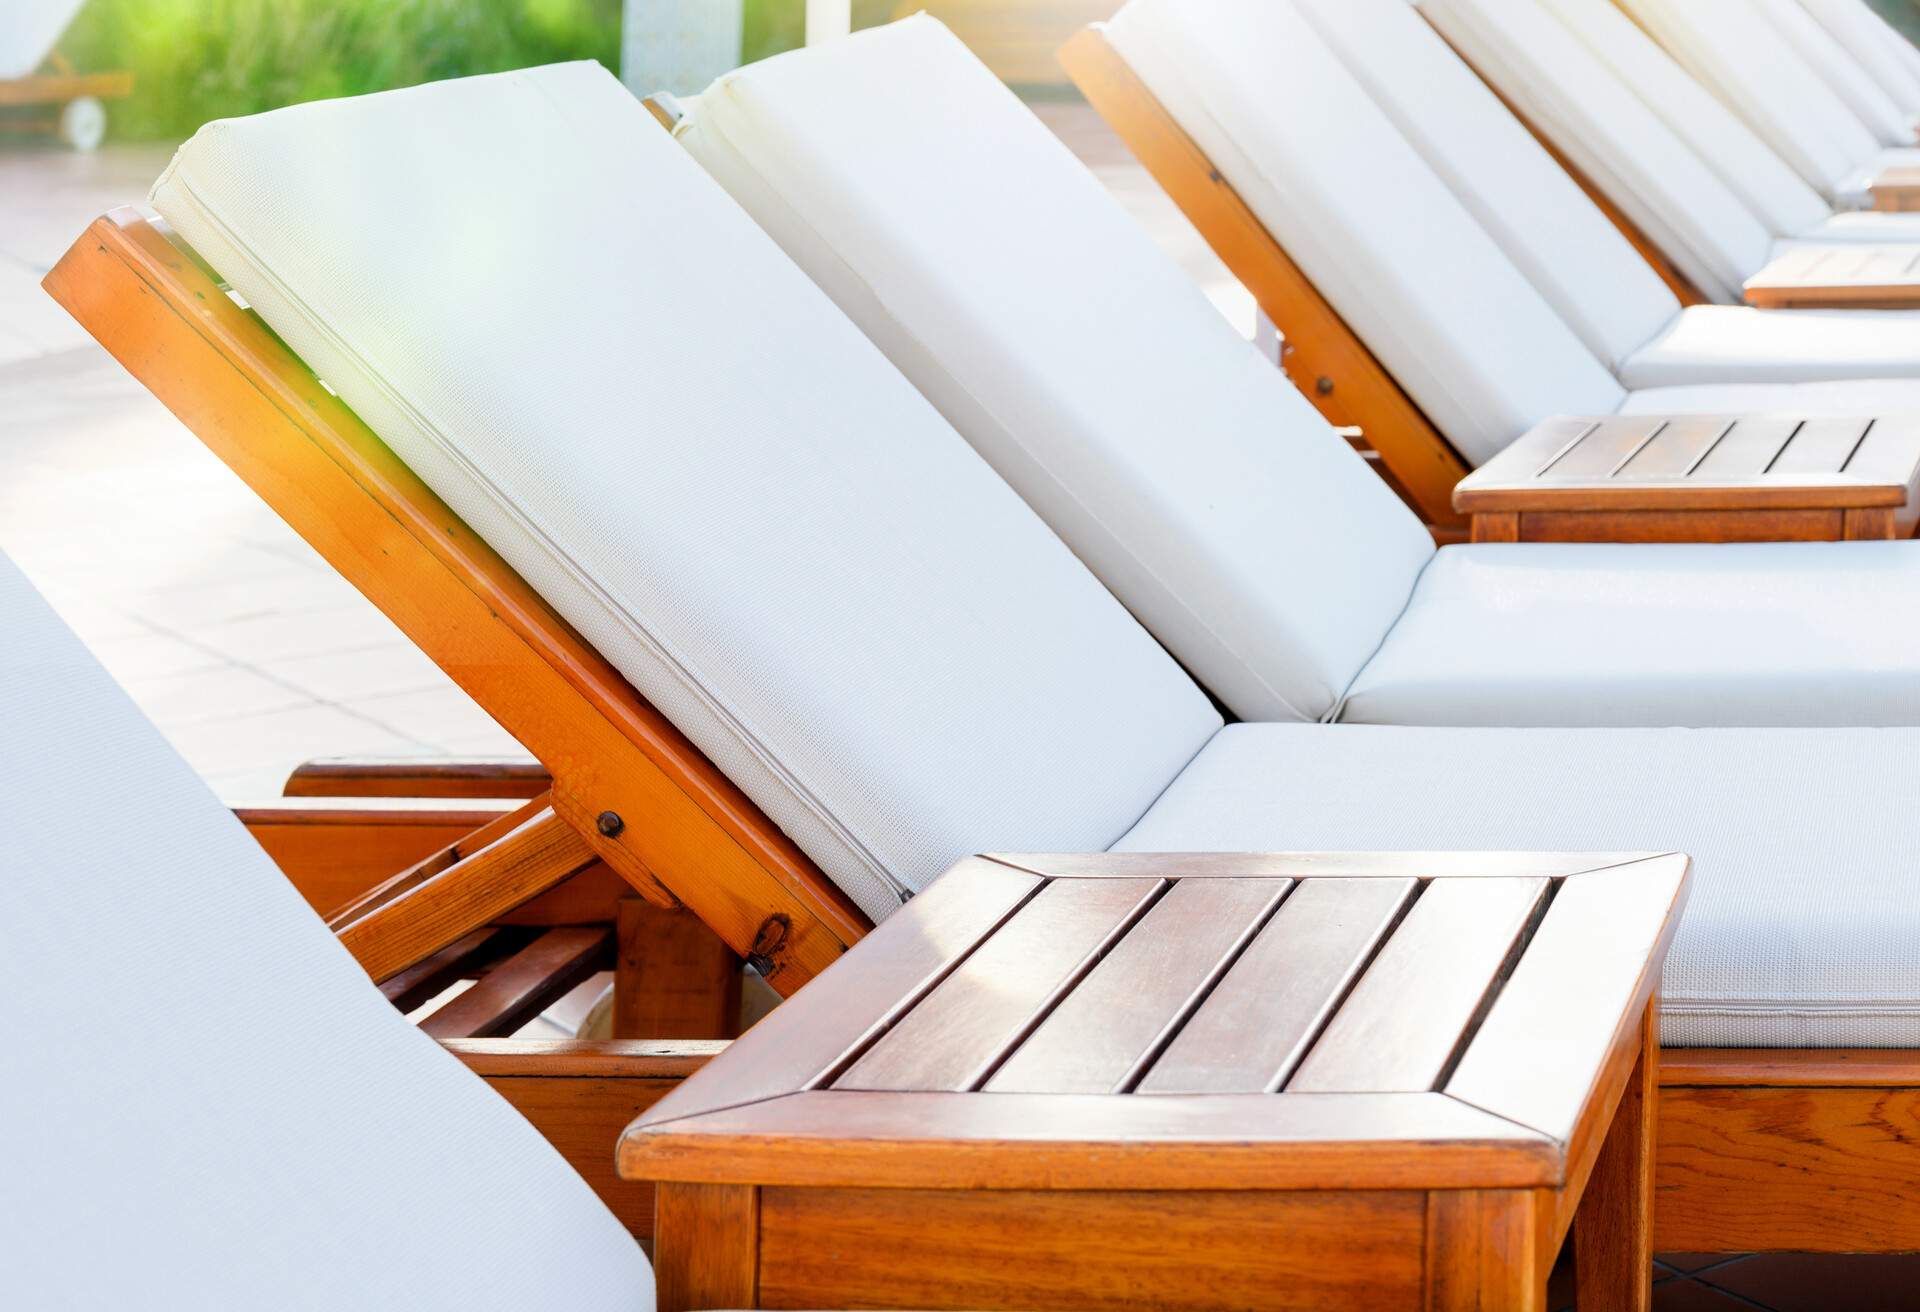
[621,850,1691,1312]
[1869,167,1920,212]
[1454,414,1920,543]
[1743,244,1920,309]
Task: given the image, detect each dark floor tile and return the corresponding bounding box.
[1701,1252,1920,1312]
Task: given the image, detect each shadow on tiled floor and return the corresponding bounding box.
[1549,1252,1920,1309]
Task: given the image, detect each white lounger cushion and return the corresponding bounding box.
[1124,721,1920,1047]
[0,554,653,1307]
[0,0,83,78]
[1289,0,1679,373]
[1800,0,1920,116]
[1421,0,1795,303]
[1619,0,1886,204]
[1620,304,1920,387]
[1343,540,1920,727]
[676,15,1436,723]
[149,62,1219,921]
[1751,0,1916,145]
[1106,0,1628,463]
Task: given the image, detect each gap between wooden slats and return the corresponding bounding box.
[834,877,1165,1092]
[1286,878,1551,1094]
[985,877,1293,1095]
[1769,417,1874,476]
[1135,876,1417,1095]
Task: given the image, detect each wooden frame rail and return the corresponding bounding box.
[46,210,871,1001]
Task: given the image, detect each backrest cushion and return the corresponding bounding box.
[0,0,83,78]
[1529,0,1833,239]
[1751,0,1914,143]
[1291,0,1677,370]
[677,16,1435,723]
[1105,0,1627,462]
[149,63,1219,920]
[0,552,654,1308]
[1618,0,1879,197]
[1801,0,1920,115]
[1419,0,1783,301]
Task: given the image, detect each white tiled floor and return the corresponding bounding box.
[0,104,1247,800]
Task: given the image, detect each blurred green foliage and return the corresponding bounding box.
[54,0,894,141]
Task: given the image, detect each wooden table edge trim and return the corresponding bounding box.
[983,851,1671,880]
[1453,477,1914,513]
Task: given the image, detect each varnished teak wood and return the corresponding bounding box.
[627,852,1688,1310]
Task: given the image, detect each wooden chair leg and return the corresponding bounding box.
[614,896,744,1039]
[1575,1000,1658,1312]
[1428,1189,1548,1311]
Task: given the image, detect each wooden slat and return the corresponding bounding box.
[612,897,742,1040]
[1613,417,1736,481]
[0,71,133,107]
[324,792,548,929]
[1661,1047,1920,1087]
[1688,415,1803,480]
[1539,416,1666,481]
[1138,876,1415,1094]
[1771,416,1874,476]
[836,876,1163,1092]
[634,858,1041,1128]
[1446,854,1688,1143]
[283,755,550,799]
[621,1088,1558,1191]
[334,801,600,984]
[380,926,518,1014]
[985,877,1289,1094]
[1288,877,1549,1093]
[418,926,613,1038]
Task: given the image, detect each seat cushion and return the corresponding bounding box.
[1806,209,1920,242]
[1105,0,1626,465]
[1620,304,1920,389]
[149,63,1219,921]
[1420,0,1788,303]
[1123,720,1920,1046]
[676,15,1436,724]
[1618,0,1879,202]
[0,553,653,1306]
[1343,541,1920,727]
[1290,0,1679,372]
[1619,374,1920,416]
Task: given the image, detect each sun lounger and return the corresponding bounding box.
[1618,0,1920,208]
[1799,0,1920,121]
[0,551,658,1305]
[666,14,1920,728]
[48,56,1920,1257]
[0,0,131,149]
[1034,1,1920,520]
[1419,0,1920,309]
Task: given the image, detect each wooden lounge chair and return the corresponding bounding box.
[0,550,661,1304]
[0,0,131,150]
[48,59,1920,1263]
[664,14,1920,730]
[1417,0,1920,309]
[1619,0,1920,208]
[1053,0,1920,494]
[1799,0,1920,126]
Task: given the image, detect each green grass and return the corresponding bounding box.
[55,0,898,142]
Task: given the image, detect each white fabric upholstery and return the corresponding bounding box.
[1420,0,1785,303]
[676,15,1435,723]
[1619,0,1882,202]
[0,553,654,1307]
[1344,541,1920,727]
[1619,374,1920,414]
[1752,0,1916,144]
[1124,721,1920,1047]
[1289,0,1678,371]
[1809,208,1920,241]
[1106,0,1626,464]
[1620,304,1920,388]
[0,0,82,78]
[150,62,1219,921]
[1800,0,1920,115]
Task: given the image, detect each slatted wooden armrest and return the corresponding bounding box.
[1454,414,1920,543]
[1744,244,1920,309]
